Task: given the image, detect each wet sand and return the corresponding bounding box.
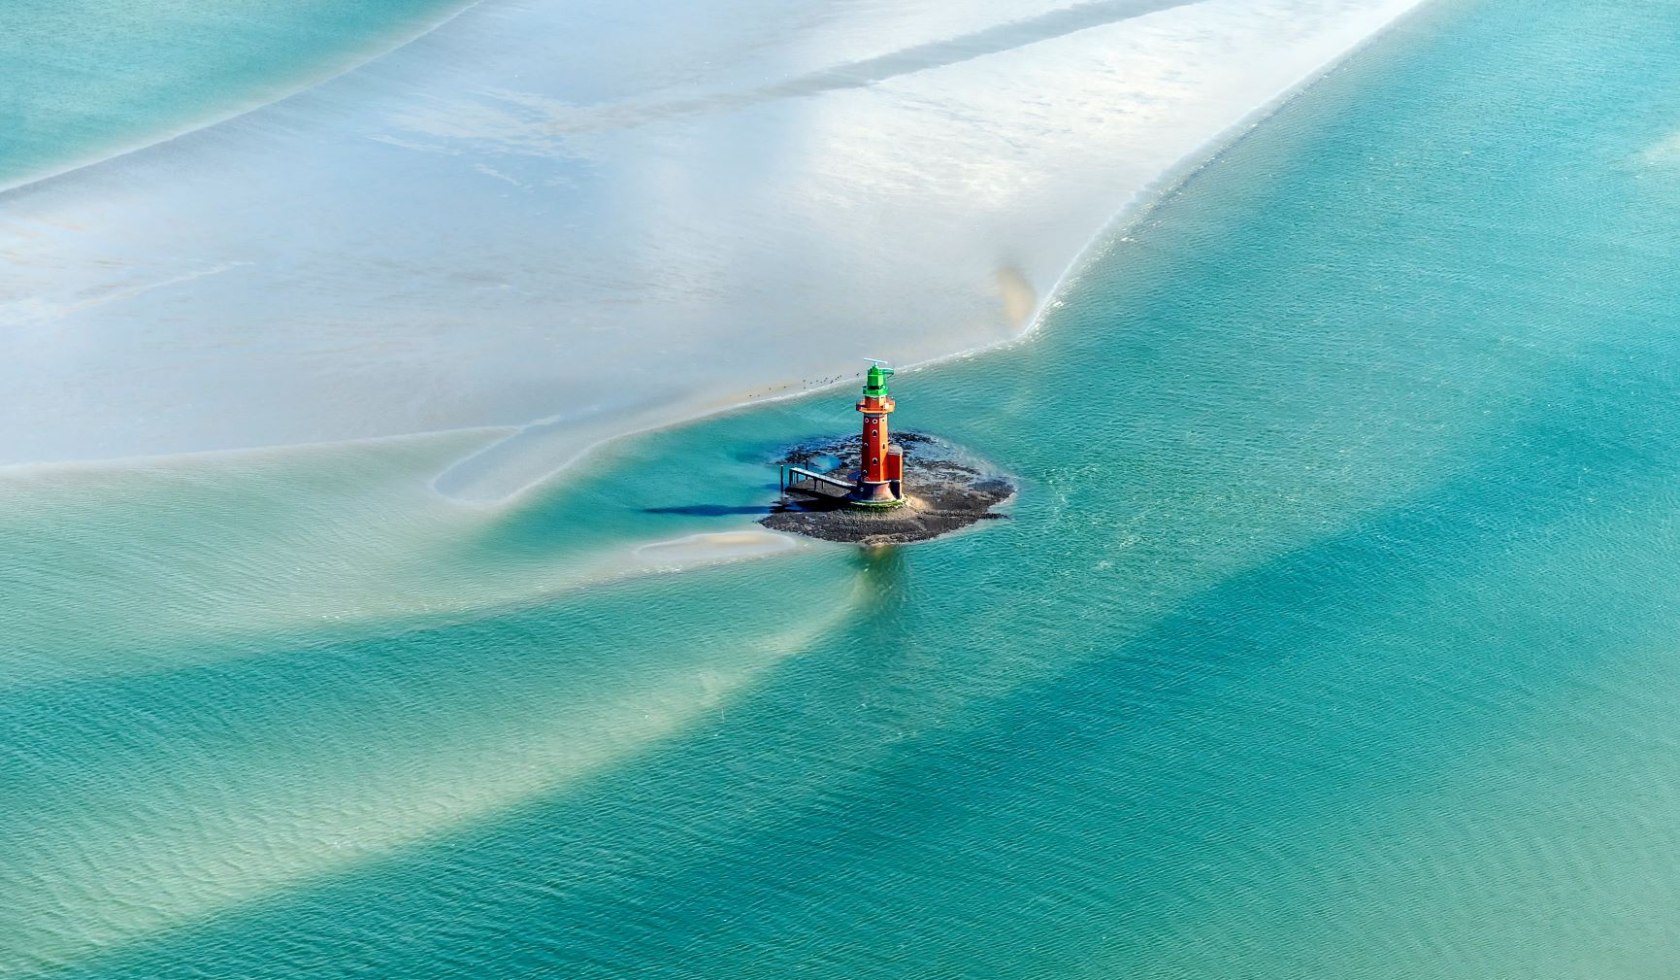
[0,0,1427,501]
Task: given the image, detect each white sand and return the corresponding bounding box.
[0,0,1425,500]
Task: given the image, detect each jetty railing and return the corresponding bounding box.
[780,465,852,499]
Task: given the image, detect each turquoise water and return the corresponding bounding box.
[0,0,467,187]
[12,0,1680,974]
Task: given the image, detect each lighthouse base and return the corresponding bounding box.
[848,480,905,509]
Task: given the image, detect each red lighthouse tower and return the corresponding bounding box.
[852,363,905,507]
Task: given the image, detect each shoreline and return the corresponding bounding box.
[1,0,1431,501]
[428,0,1438,505]
[0,0,485,196]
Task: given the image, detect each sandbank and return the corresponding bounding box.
[0,0,1427,501]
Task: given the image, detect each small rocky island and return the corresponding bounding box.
[762,431,1016,546]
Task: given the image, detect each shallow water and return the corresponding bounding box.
[0,0,469,188]
[11,0,1680,975]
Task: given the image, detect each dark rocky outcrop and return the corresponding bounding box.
[762,432,1015,546]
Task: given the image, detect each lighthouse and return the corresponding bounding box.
[852,363,906,507]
